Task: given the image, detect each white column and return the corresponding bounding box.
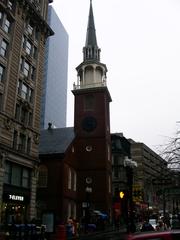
[93,65,96,84]
[82,67,85,86]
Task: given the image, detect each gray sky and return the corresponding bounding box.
[51,0,180,151]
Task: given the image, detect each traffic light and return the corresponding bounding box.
[119,191,125,199]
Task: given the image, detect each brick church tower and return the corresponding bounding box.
[72,0,112,218]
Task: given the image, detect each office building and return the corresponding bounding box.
[40,6,68,129]
[0,0,53,223]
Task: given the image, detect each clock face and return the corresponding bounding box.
[82,116,97,132]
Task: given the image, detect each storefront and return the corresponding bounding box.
[2,187,30,224]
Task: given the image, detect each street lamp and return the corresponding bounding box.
[124,156,137,233]
[84,178,92,232]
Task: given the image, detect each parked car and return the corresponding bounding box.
[127,230,180,240]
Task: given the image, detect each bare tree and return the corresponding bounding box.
[159,125,180,170]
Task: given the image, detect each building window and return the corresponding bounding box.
[0,12,11,33]
[4,18,10,33]
[0,64,5,82]
[24,61,30,77]
[22,36,38,61]
[21,82,28,99]
[68,168,72,190]
[35,28,39,41]
[11,165,21,186]
[19,133,26,152]
[25,20,40,41]
[30,66,35,80]
[7,1,13,10]
[27,137,31,154]
[15,104,20,120]
[20,107,28,124]
[67,202,71,219]
[13,130,18,150]
[20,58,30,77]
[33,46,37,59]
[84,95,94,111]
[20,57,36,80]
[28,112,33,126]
[4,162,31,188]
[73,171,77,191]
[4,162,11,184]
[73,203,77,219]
[27,22,33,36]
[38,165,48,188]
[15,103,33,127]
[0,39,8,57]
[108,175,111,193]
[107,144,111,161]
[22,168,30,188]
[25,40,32,55]
[0,93,2,111]
[18,80,33,103]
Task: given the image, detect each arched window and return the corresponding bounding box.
[38,165,48,188]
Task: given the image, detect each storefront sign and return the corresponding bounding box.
[9,194,24,201]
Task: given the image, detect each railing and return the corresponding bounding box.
[73,80,107,90]
[1,224,46,240]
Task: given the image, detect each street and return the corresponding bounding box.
[78,231,127,240]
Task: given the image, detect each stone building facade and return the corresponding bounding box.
[0,0,53,224]
[130,140,172,215]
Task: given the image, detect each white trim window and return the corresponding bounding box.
[18,80,33,103]
[73,171,77,191]
[108,175,111,193]
[4,18,10,33]
[38,165,48,188]
[7,1,13,10]
[0,39,8,57]
[107,144,111,161]
[0,64,5,82]
[67,202,71,219]
[73,203,77,219]
[68,168,72,190]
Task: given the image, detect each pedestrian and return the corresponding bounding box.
[66,217,73,238]
[141,220,154,232]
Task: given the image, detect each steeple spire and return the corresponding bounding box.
[75,0,108,90]
[85,0,97,47]
[83,0,101,62]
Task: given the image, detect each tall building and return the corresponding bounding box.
[130,140,172,213]
[40,6,68,129]
[0,0,53,223]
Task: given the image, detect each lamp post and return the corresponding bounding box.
[84,178,92,232]
[124,156,137,233]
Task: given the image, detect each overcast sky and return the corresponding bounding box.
[51,0,180,151]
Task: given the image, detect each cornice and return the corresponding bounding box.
[17,0,54,38]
